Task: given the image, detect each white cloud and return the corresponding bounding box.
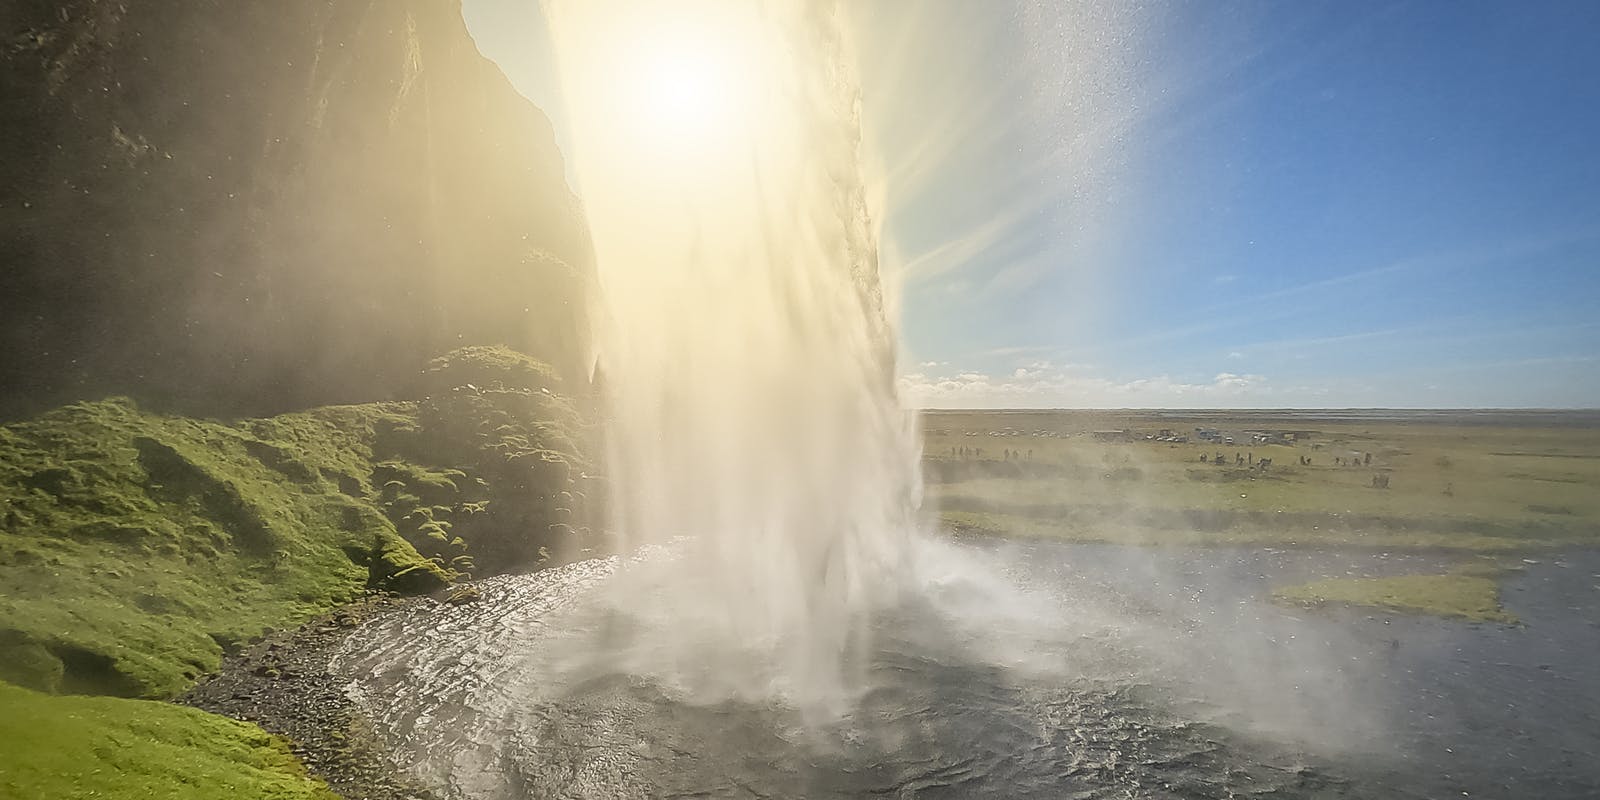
[1011,360,1053,380]
[1212,372,1259,389]
[1226,351,1244,360]
[898,363,1274,408]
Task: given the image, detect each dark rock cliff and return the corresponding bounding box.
[0,0,594,419]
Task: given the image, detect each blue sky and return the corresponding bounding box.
[468,1,1600,408]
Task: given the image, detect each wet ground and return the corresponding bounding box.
[181,594,442,800]
[334,541,1600,799]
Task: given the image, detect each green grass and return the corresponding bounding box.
[924,410,1600,552]
[0,398,444,697]
[940,509,1536,551]
[0,346,591,799]
[1272,566,1518,623]
[0,347,590,700]
[927,411,1597,623]
[0,680,337,800]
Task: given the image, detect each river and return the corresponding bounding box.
[335,541,1600,799]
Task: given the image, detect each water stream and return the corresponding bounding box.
[335,544,1600,798]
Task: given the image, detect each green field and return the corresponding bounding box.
[923,409,1600,619]
[0,681,336,800]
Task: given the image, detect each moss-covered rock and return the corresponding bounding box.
[389,345,601,573]
[420,345,565,396]
[367,535,451,595]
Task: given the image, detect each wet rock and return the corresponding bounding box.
[444,584,481,605]
[180,594,440,800]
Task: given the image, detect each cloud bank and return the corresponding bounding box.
[899,361,1283,408]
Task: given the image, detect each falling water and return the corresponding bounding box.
[543,0,922,710]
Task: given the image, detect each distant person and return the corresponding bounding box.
[1365,452,1372,465]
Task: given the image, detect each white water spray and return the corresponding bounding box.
[544,0,922,710]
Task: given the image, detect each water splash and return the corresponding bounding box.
[542,0,922,711]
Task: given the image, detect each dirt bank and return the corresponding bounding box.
[180,593,441,800]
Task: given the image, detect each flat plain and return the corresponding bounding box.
[921,409,1600,619]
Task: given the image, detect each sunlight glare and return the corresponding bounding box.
[554,3,775,167]
[634,38,728,141]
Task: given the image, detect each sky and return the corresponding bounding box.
[466,0,1600,408]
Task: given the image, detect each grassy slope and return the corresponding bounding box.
[0,347,591,700]
[0,347,591,799]
[0,681,336,800]
[0,398,449,698]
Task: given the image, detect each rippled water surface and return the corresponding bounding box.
[336,542,1600,799]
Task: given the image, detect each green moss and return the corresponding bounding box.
[1273,567,1518,623]
[0,399,437,698]
[0,347,591,701]
[368,534,451,594]
[420,344,562,395]
[0,681,337,800]
[0,630,63,693]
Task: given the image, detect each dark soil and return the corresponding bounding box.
[180,593,439,800]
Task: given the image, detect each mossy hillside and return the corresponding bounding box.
[393,346,600,573]
[0,680,337,800]
[0,348,593,699]
[0,398,446,698]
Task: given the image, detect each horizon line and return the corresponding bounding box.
[915,406,1600,413]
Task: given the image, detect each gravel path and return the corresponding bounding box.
[180,593,442,800]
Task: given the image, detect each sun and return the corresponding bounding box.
[549,2,774,164]
[631,39,734,141]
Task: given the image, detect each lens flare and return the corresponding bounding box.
[556,3,779,170]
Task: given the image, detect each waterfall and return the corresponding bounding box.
[543,0,922,711]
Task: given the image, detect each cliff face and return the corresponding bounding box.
[0,0,593,419]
